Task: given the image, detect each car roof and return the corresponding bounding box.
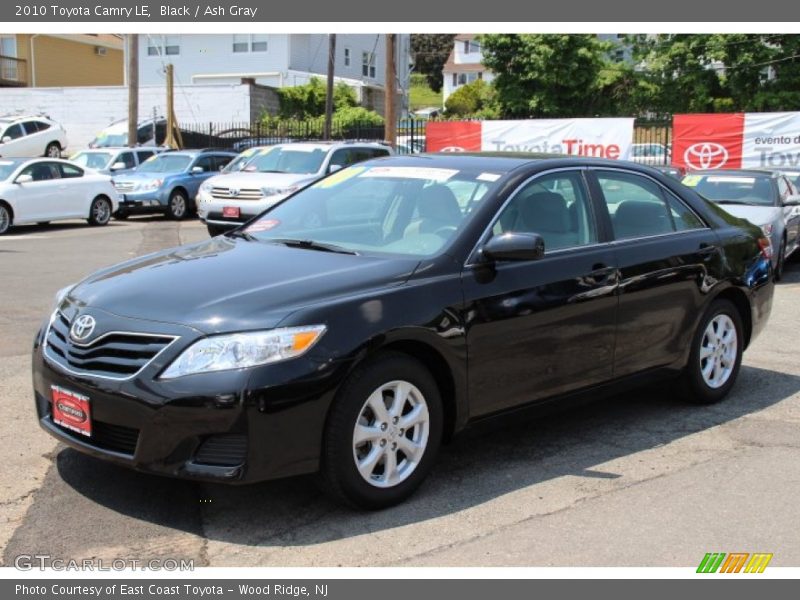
[0,115,53,123]
[273,141,390,151]
[687,169,778,178]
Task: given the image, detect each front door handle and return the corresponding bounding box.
[587,263,618,285]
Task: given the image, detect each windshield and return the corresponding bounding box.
[91,132,127,147]
[136,154,192,173]
[223,150,259,173]
[683,174,776,206]
[71,151,113,170]
[244,146,327,175]
[240,164,503,257]
[0,159,23,181]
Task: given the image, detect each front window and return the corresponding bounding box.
[344,47,351,67]
[2,123,24,140]
[682,173,777,207]
[71,151,113,170]
[244,147,328,175]
[0,159,23,181]
[241,163,503,257]
[136,154,192,173]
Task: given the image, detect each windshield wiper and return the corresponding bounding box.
[714,199,753,205]
[226,230,257,241]
[269,238,357,255]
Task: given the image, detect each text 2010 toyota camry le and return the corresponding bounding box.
[33,155,774,509]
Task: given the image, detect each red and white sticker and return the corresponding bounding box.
[246,219,281,233]
[51,385,92,437]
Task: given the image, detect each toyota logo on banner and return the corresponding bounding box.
[684,142,730,170]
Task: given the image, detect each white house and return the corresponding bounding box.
[441,34,495,105]
[137,34,411,114]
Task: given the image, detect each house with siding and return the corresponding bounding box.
[441,34,495,104]
[137,34,412,115]
[0,34,123,88]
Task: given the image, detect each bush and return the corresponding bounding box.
[444,79,499,118]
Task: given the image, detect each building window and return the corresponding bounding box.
[452,73,457,87]
[251,34,268,52]
[457,73,467,85]
[344,47,351,67]
[148,35,180,57]
[233,34,268,53]
[233,34,248,53]
[463,40,480,54]
[362,51,376,78]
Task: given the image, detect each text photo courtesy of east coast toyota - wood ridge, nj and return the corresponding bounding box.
[0,1,799,597]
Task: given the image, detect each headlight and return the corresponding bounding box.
[200,182,213,193]
[761,223,774,236]
[139,179,163,191]
[261,185,298,197]
[160,325,327,379]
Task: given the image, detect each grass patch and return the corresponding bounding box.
[410,74,442,111]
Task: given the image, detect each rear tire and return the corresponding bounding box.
[45,142,61,158]
[774,237,786,281]
[87,196,112,226]
[318,352,443,510]
[167,190,188,220]
[36,221,50,226]
[678,299,743,405]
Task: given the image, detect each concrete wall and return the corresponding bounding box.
[0,83,254,150]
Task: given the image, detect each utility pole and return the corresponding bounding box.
[126,34,139,147]
[163,64,182,149]
[324,34,336,141]
[384,34,397,148]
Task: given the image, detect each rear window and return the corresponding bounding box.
[683,174,776,206]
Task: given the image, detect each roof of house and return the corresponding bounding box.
[442,34,490,74]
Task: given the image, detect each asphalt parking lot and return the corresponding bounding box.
[1,217,799,568]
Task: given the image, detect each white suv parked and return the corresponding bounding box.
[0,115,67,158]
[196,141,392,236]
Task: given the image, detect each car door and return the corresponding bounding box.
[186,155,215,196]
[777,176,800,249]
[1,123,26,156]
[14,161,64,221]
[20,121,43,156]
[58,163,93,217]
[589,168,720,378]
[462,168,619,417]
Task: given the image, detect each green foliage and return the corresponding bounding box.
[480,34,612,117]
[410,73,442,110]
[276,78,360,119]
[411,34,455,92]
[444,79,499,118]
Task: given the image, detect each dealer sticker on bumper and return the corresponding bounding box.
[51,385,92,437]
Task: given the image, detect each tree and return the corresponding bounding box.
[444,79,499,118]
[411,34,455,92]
[277,78,360,119]
[480,34,611,118]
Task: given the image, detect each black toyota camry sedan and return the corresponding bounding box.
[33,155,774,509]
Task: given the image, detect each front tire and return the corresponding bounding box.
[207,224,227,237]
[678,299,743,405]
[775,237,786,281]
[87,196,112,226]
[45,142,61,158]
[113,209,130,220]
[318,352,443,509]
[0,204,12,235]
[167,190,188,220]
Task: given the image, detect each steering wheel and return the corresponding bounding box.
[433,225,458,238]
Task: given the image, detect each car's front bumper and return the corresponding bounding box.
[32,319,350,484]
[116,189,168,213]
[196,190,285,227]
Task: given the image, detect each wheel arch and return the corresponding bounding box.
[0,199,13,220]
[710,286,753,349]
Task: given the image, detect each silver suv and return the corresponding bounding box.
[196,141,393,236]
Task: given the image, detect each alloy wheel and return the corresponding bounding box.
[699,314,738,389]
[0,206,10,234]
[93,198,110,224]
[352,380,430,489]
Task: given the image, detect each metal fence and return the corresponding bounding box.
[166,117,672,161]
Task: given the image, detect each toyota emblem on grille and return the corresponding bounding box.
[70,315,96,342]
[684,142,729,170]
[229,188,240,197]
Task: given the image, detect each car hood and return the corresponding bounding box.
[67,237,420,334]
[114,170,183,181]
[715,204,781,227]
[218,171,318,188]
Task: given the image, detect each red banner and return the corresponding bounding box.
[426,121,482,152]
[672,113,745,170]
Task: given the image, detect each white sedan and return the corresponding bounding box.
[0,158,119,235]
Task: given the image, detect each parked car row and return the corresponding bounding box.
[0,115,67,159]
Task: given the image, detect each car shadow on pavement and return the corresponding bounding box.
[2,362,793,562]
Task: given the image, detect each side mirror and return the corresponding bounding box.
[110,161,126,171]
[191,166,204,174]
[15,174,33,184]
[481,232,545,262]
[1,136,11,144]
[783,195,800,206]
[328,163,343,174]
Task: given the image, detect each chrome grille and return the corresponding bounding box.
[113,181,136,192]
[210,186,263,200]
[44,312,177,380]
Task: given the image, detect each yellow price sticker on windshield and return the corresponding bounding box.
[682,175,701,187]
[314,166,366,189]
